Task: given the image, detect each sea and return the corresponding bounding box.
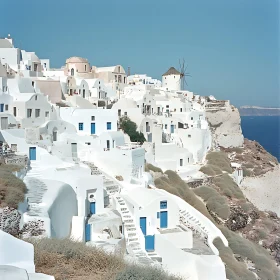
[241,116,280,161]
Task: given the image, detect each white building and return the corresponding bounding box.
[59,107,118,136]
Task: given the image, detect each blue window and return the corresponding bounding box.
[160,200,167,209]
[107,122,112,130]
[78,123,84,131]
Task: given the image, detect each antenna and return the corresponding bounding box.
[178,59,191,90]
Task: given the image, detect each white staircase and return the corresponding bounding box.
[83,161,120,196]
[115,195,153,265]
[24,163,49,217]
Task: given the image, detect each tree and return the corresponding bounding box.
[119,116,146,144]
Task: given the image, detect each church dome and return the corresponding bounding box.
[66,57,88,63]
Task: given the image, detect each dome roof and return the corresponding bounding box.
[66,57,88,63]
[0,39,12,48]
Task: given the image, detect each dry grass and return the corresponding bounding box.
[206,151,233,173]
[0,164,27,208]
[145,163,163,173]
[219,227,280,280]
[155,170,213,221]
[212,174,245,200]
[199,164,223,176]
[28,238,182,280]
[194,186,230,220]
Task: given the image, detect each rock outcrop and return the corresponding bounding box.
[206,102,244,148]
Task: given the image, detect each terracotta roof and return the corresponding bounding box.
[162,67,181,76]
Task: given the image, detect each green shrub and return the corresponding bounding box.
[243,168,252,177]
[145,163,163,173]
[243,163,254,169]
[213,237,256,280]
[255,229,267,240]
[240,202,252,212]
[119,116,146,144]
[206,152,232,173]
[219,226,280,280]
[199,164,223,176]
[194,186,230,219]
[155,171,213,221]
[115,264,182,280]
[253,167,265,176]
[213,174,245,200]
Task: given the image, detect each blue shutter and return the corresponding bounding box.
[0,104,4,112]
[140,217,147,235]
[107,122,111,130]
[90,202,96,214]
[160,201,167,209]
[91,123,96,134]
[78,123,84,131]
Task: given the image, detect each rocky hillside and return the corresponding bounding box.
[206,104,244,149]
[147,153,280,280]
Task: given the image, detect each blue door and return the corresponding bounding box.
[170,125,175,134]
[29,147,36,161]
[140,217,147,235]
[85,223,91,242]
[145,235,155,251]
[0,104,4,112]
[90,202,96,214]
[160,211,168,228]
[91,123,96,134]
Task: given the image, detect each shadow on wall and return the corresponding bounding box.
[48,182,78,238]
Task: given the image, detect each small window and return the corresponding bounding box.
[13,107,16,117]
[160,201,167,209]
[166,105,169,108]
[91,116,95,121]
[191,117,193,120]
[107,122,112,130]
[78,123,84,131]
[118,109,121,116]
[165,124,167,129]
[180,159,183,166]
[5,104,8,111]
[180,108,182,112]
[32,81,35,87]
[35,109,40,118]
[85,65,87,71]
[99,81,100,84]
[188,134,191,138]
[45,111,49,117]
[124,112,127,116]
[27,109,32,118]
[157,212,160,219]
[35,95,37,100]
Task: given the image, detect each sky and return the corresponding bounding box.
[0,0,279,107]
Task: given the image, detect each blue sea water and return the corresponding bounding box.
[241,116,280,161]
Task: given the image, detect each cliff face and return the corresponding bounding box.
[206,104,244,148]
